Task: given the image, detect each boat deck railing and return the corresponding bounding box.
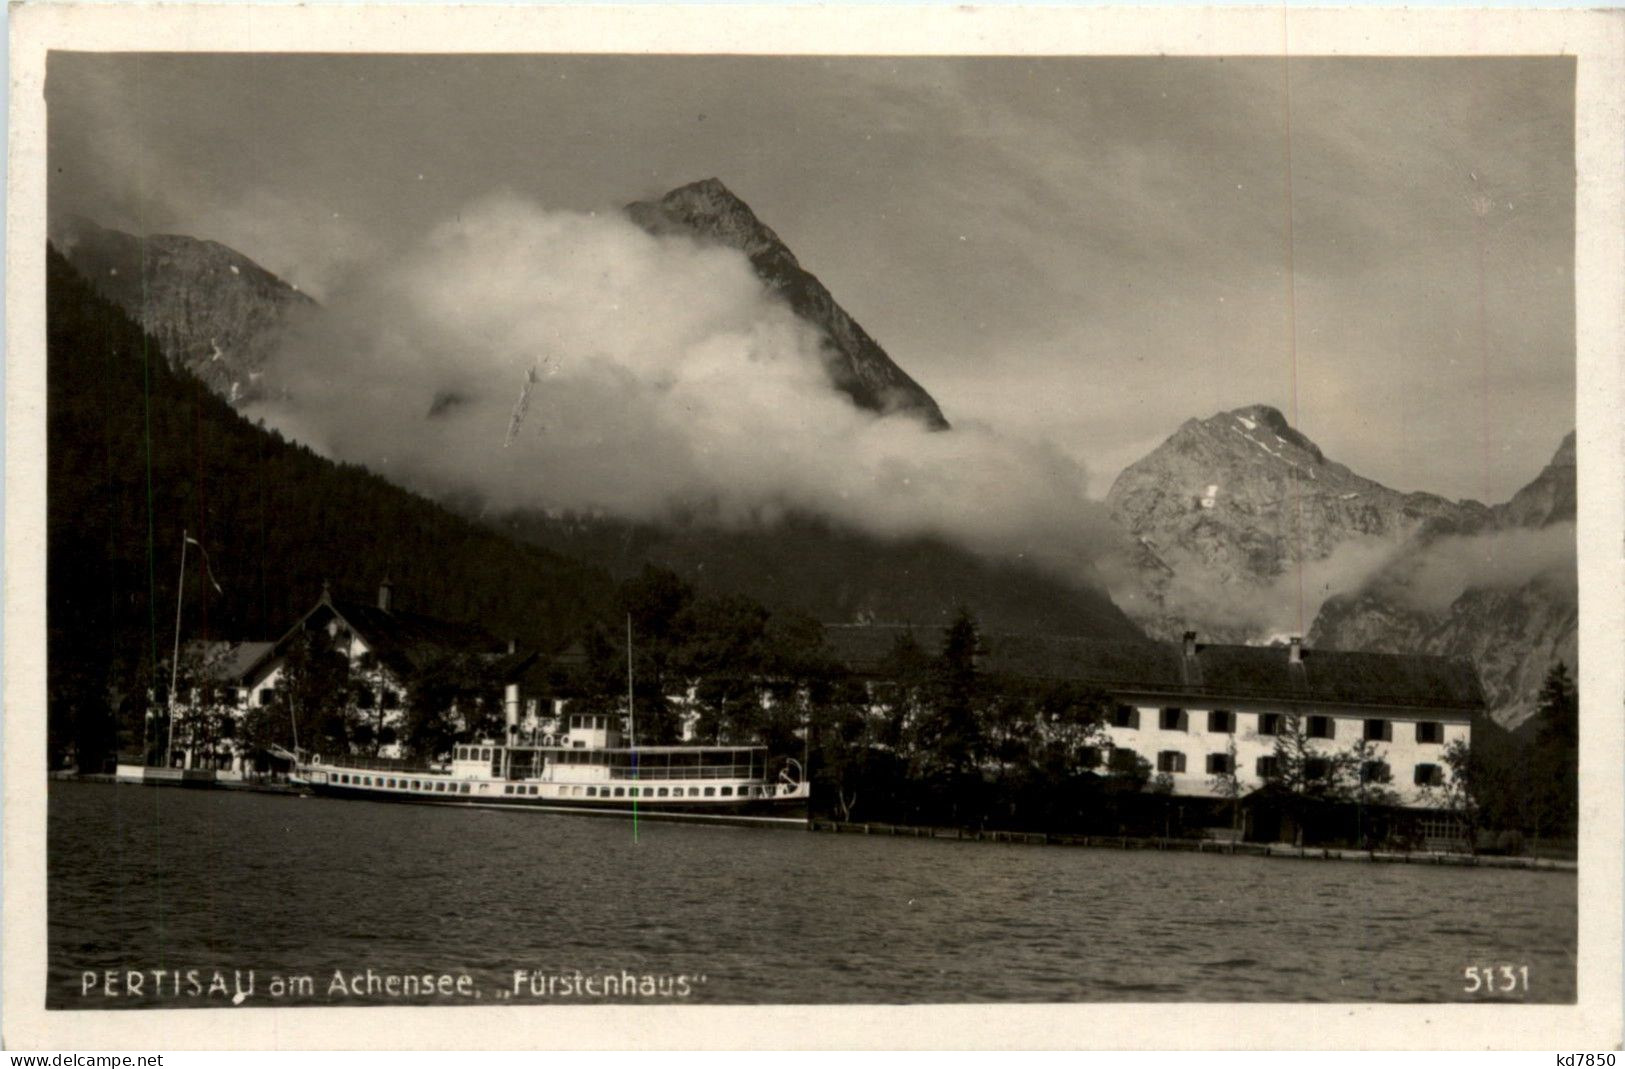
[319,755,440,774]
[606,765,758,781]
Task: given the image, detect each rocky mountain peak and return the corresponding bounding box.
[55,217,314,403]
[1227,405,1326,464]
[1497,431,1577,529]
[1309,428,1577,729]
[626,178,949,429]
[629,177,797,270]
[1107,404,1476,642]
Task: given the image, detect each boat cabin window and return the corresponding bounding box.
[704,787,715,797]
[613,788,625,798]
[658,788,668,797]
[461,784,470,794]
[720,787,732,797]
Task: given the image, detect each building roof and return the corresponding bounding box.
[184,640,277,684]
[315,597,509,678]
[821,624,1486,714]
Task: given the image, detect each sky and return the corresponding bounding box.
[47,53,1575,504]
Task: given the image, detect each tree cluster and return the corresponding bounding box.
[1431,661,1579,852]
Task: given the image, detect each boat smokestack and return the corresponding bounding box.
[504,682,520,740]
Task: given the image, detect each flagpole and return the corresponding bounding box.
[627,613,637,841]
[166,529,188,768]
[626,614,636,752]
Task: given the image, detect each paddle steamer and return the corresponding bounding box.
[293,709,810,826]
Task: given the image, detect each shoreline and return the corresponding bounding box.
[805,818,1578,872]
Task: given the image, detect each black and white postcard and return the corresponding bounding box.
[5,3,1622,1051]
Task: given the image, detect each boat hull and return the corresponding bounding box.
[303,779,809,827]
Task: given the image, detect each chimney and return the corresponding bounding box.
[1289,636,1303,664]
[378,577,393,612]
[1182,630,1197,659]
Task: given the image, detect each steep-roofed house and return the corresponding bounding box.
[170,580,528,771]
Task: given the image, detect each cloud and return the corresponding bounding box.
[1363,522,1577,614]
[250,194,1120,588]
[1104,534,1409,639]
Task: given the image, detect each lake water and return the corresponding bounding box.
[47,780,1576,1007]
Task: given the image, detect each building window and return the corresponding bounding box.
[1107,748,1139,774]
[1206,753,1234,775]
[1414,763,1445,787]
[1111,705,1139,729]
[1257,713,1282,736]
[1207,710,1235,733]
[1360,760,1390,785]
[1079,746,1102,769]
[1159,708,1187,732]
[1304,757,1330,781]
[1256,755,1280,779]
[1363,719,1392,742]
[1156,751,1186,773]
[1307,716,1335,740]
[1416,721,1444,744]
[259,688,276,707]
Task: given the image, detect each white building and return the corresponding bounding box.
[1087,633,1473,807]
[824,624,1483,811]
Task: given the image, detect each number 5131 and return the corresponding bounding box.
[1464,964,1529,994]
